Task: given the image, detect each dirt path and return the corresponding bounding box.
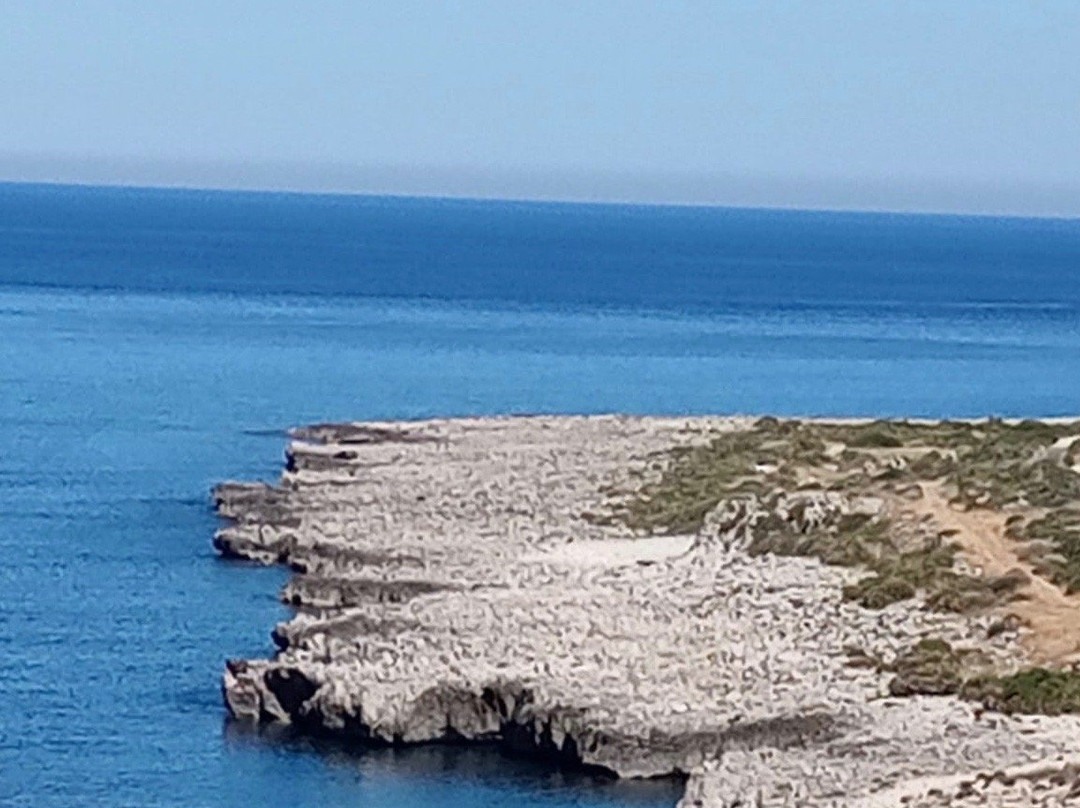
[915,483,1080,665]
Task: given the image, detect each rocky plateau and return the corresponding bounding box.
[214,415,1080,807]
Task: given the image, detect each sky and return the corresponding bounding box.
[2,1,1079,215]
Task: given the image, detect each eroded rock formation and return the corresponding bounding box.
[215,416,1080,807]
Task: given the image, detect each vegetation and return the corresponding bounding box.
[848,638,1080,716]
[600,416,1080,717]
[963,668,1080,715]
[1007,509,1080,593]
[599,416,1080,613]
[887,638,985,697]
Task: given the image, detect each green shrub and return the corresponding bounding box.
[964,668,1080,715]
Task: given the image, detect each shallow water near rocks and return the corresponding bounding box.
[2,183,1080,806]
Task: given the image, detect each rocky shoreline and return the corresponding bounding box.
[214,415,1080,807]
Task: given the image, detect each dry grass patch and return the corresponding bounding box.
[602,417,1080,615]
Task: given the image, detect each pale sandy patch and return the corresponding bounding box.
[521,534,695,567]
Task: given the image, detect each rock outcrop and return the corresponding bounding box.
[215,415,1080,807]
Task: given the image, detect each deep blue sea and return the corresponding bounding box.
[1,182,1079,807]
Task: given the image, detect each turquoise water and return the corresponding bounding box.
[1,183,1079,806]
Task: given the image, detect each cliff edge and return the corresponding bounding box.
[214,415,1080,807]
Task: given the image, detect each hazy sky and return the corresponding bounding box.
[3,1,1079,215]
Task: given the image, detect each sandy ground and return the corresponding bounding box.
[915,483,1080,665]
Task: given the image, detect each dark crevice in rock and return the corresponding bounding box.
[290,423,443,446]
[263,668,319,718]
[281,576,453,608]
[271,613,424,652]
[213,481,296,523]
[213,526,298,565]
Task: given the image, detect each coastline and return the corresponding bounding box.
[214,415,1080,807]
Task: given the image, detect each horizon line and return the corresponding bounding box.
[3,177,1079,224]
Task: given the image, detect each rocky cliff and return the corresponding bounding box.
[215,415,1080,807]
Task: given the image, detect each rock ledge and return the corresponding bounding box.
[215,416,1080,807]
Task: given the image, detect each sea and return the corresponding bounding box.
[1,181,1079,807]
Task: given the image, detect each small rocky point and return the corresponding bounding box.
[214,415,1080,807]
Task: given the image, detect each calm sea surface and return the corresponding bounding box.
[1,182,1079,806]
